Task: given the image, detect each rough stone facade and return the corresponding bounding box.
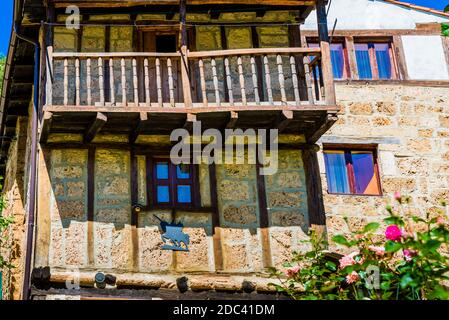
[0,116,29,300]
[320,84,449,252]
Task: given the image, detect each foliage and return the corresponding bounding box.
[269,195,449,300]
[0,179,13,270]
[0,55,5,94]
[443,5,449,37]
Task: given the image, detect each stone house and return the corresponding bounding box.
[302,0,449,251]
[0,0,336,300]
[0,0,447,300]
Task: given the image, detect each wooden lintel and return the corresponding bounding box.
[226,111,239,129]
[130,112,150,144]
[84,112,107,143]
[40,112,53,143]
[307,113,338,143]
[183,113,197,131]
[275,110,294,133]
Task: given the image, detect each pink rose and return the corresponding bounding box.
[284,265,300,277]
[403,249,418,262]
[368,245,385,256]
[385,225,402,241]
[339,252,363,269]
[346,271,360,284]
[394,191,402,203]
[436,216,445,225]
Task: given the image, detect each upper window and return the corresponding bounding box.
[323,147,382,196]
[152,160,198,207]
[309,42,349,79]
[355,42,396,80]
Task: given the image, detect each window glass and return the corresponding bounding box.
[324,148,381,196]
[177,165,190,179]
[351,151,380,195]
[374,43,392,79]
[355,43,372,79]
[157,185,170,203]
[324,151,350,194]
[330,43,345,79]
[177,185,192,203]
[156,162,169,179]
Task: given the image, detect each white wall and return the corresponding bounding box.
[401,35,449,80]
[303,0,449,30]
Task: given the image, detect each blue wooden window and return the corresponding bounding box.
[152,160,197,207]
[323,148,381,196]
[355,42,395,80]
[308,42,348,79]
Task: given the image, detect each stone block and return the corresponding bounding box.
[349,102,373,115]
[219,180,250,201]
[270,210,305,227]
[268,191,302,208]
[223,205,257,225]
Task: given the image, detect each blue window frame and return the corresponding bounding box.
[355,42,395,80]
[152,160,198,207]
[308,42,348,79]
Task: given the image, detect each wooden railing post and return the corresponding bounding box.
[316,0,336,105]
[45,46,53,106]
[179,0,193,108]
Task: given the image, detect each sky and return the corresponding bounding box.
[0,0,448,56]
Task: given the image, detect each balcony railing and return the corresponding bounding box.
[45,46,335,111]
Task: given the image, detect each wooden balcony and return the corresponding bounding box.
[42,46,337,144]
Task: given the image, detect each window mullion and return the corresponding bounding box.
[345,150,357,194]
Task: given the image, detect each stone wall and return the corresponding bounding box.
[35,140,310,287]
[320,84,449,252]
[1,116,29,300]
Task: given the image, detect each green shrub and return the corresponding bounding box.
[269,195,449,300]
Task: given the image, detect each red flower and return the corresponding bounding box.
[385,225,402,241]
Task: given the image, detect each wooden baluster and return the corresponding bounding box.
[263,55,273,104]
[86,58,92,106]
[109,58,115,105]
[198,58,208,107]
[133,58,139,106]
[156,58,163,106]
[211,58,220,107]
[167,58,175,107]
[250,56,260,105]
[237,56,247,106]
[98,57,105,106]
[75,58,80,106]
[144,58,150,107]
[121,58,127,106]
[224,57,233,106]
[290,55,300,106]
[303,55,315,104]
[63,58,68,106]
[277,55,287,105]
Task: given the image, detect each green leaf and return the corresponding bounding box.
[400,274,414,288]
[424,240,441,252]
[332,235,350,247]
[384,216,402,226]
[325,261,337,272]
[443,23,449,37]
[385,240,402,252]
[362,222,380,233]
[445,5,449,12]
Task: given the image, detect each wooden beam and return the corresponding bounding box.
[256,161,272,268]
[84,112,107,143]
[129,112,149,144]
[275,110,294,133]
[226,111,238,129]
[183,113,197,131]
[209,164,223,271]
[40,111,53,143]
[307,113,338,143]
[302,144,326,226]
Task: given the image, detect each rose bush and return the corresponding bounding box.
[269,195,449,300]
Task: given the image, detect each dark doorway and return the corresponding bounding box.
[155,35,178,53]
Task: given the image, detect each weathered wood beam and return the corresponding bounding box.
[40,111,53,143]
[307,113,338,143]
[129,112,150,144]
[275,110,294,133]
[226,111,238,129]
[84,112,107,143]
[183,113,197,131]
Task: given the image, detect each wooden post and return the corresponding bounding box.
[316,0,336,105]
[302,144,326,227]
[179,0,193,108]
[45,46,53,106]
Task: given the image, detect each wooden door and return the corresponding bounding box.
[142,31,182,105]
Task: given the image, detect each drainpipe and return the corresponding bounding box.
[12,0,40,300]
